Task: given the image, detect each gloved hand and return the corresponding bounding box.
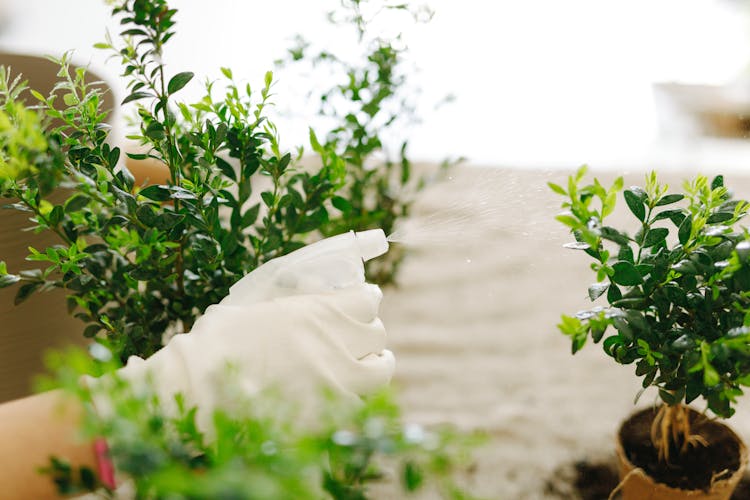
[100,230,395,431]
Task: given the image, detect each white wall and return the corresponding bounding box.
[1,0,749,171]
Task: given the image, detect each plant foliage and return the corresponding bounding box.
[278,0,453,284]
[552,167,750,419]
[0,0,431,361]
[38,346,481,499]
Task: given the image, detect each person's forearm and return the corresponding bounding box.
[0,390,97,499]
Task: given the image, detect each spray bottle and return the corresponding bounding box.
[220,229,389,306]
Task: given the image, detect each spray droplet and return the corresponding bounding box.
[466,258,472,264]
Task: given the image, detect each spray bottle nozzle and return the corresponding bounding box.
[354,229,389,262]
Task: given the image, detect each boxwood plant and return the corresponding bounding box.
[0,0,429,362]
[552,167,750,461]
[0,0,479,497]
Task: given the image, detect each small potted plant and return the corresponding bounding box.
[551,167,750,499]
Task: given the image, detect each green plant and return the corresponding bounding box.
[552,167,750,461]
[0,67,64,196]
[0,1,478,496]
[0,0,430,362]
[278,0,450,284]
[38,346,481,499]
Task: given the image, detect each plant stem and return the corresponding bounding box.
[155,55,187,303]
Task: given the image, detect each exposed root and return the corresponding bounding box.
[650,404,708,463]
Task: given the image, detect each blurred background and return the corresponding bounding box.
[2,0,750,171]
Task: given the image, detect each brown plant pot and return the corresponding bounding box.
[614,406,748,500]
[0,192,86,403]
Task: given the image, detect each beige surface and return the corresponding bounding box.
[379,166,750,499]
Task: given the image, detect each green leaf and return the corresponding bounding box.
[563,241,590,250]
[139,185,171,201]
[612,297,646,309]
[120,28,147,36]
[403,461,423,491]
[0,274,21,288]
[652,209,683,222]
[136,205,158,226]
[14,282,41,305]
[678,216,692,245]
[607,283,622,303]
[655,194,684,206]
[635,359,651,376]
[83,324,101,338]
[572,335,587,354]
[624,189,645,221]
[555,214,580,228]
[617,245,634,263]
[215,157,236,182]
[331,196,352,214]
[241,204,260,228]
[167,72,194,94]
[166,186,196,200]
[712,175,724,190]
[80,466,96,491]
[611,261,642,286]
[591,325,606,343]
[547,182,566,196]
[49,206,64,227]
[673,259,697,275]
[704,363,720,386]
[155,211,184,230]
[603,335,624,356]
[220,67,233,79]
[121,91,152,105]
[588,282,609,301]
[707,212,733,224]
[309,128,323,154]
[144,122,165,141]
[297,207,328,233]
[261,191,275,207]
[29,89,46,103]
[65,195,91,212]
[278,153,291,173]
[612,317,634,341]
[659,389,680,405]
[600,227,629,245]
[128,267,153,281]
[643,227,668,248]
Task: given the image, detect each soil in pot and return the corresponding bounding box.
[620,407,743,492]
[545,458,750,500]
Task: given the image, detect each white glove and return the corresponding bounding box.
[106,230,395,430]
